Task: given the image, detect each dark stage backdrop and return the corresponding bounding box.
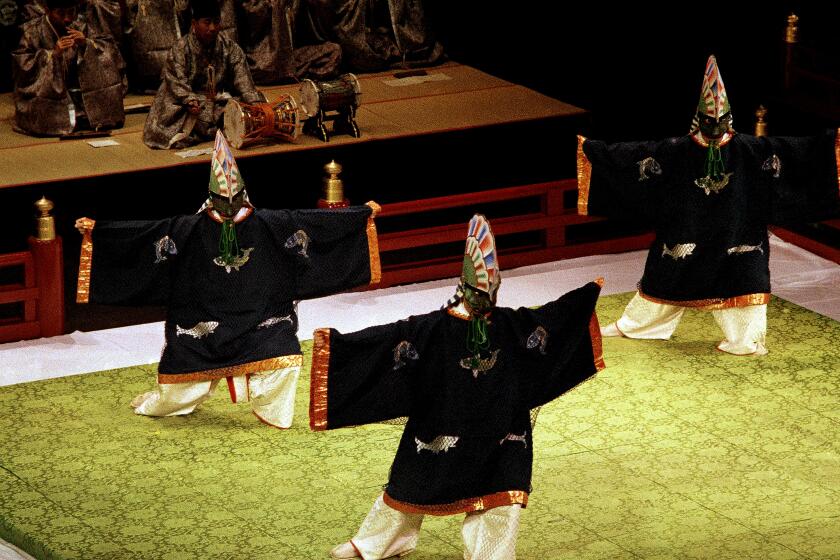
[429,2,839,139]
[2,2,835,128]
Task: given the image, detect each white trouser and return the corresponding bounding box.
[0,537,37,560]
[602,293,767,355]
[342,494,521,560]
[131,366,301,428]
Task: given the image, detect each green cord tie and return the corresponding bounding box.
[218,219,239,264]
[704,143,725,180]
[466,314,490,365]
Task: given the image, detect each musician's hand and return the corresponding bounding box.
[54,35,75,53]
[75,217,95,234]
[66,28,86,46]
[186,100,201,115]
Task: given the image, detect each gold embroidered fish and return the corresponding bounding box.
[637,157,662,181]
[526,326,548,354]
[257,315,293,328]
[392,341,419,370]
[459,349,500,378]
[499,432,528,448]
[694,172,733,195]
[727,244,764,255]
[415,435,459,454]
[761,154,781,178]
[662,243,697,260]
[213,247,254,273]
[175,321,219,339]
[285,230,310,257]
[153,236,177,263]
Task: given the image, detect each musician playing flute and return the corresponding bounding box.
[12,0,124,136]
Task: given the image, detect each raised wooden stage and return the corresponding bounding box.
[0,63,585,188]
[0,62,599,248]
[0,63,656,334]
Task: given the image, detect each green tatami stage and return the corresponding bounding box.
[2,293,839,559]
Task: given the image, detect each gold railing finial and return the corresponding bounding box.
[319,160,349,208]
[35,196,55,241]
[754,105,768,137]
[785,13,799,44]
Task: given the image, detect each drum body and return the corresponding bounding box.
[223,95,302,148]
[299,73,362,118]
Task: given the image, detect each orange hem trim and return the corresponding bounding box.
[76,219,95,303]
[638,290,770,310]
[590,278,605,370]
[834,128,839,197]
[383,490,529,516]
[309,328,331,431]
[365,201,382,286]
[157,355,302,384]
[589,312,605,371]
[576,135,592,216]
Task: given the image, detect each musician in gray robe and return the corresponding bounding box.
[121,0,187,92]
[122,0,236,92]
[12,0,124,136]
[307,0,444,72]
[23,0,125,39]
[23,0,128,68]
[142,0,262,149]
[238,0,341,85]
[23,0,129,89]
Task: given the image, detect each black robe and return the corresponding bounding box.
[577,130,840,308]
[310,281,603,514]
[78,203,381,383]
[12,14,124,135]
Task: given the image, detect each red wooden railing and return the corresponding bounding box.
[0,237,64,343]
[771,225,840,265]
[375,179,654,288]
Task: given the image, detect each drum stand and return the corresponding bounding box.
[304,105,361,142]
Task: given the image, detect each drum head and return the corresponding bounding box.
[223,100,246,149]
[299,80,320,117]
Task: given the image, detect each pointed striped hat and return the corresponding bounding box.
[697,55,730,119]
[209,130,244,203]
[461,214,501,301]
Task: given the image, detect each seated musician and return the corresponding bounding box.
[306,0,445,73]
[12,0,125,137]
[142,0,263,149]
[238,0,342,85]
